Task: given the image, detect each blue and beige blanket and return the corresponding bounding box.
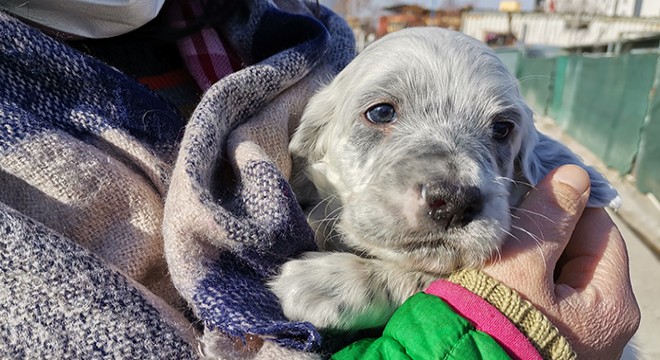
[0,1,355,358]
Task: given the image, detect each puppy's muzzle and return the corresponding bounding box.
[421,181,484,229]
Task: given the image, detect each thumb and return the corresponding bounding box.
[499,164,592,268]
[483,165,592,304]
[544,164,592,217]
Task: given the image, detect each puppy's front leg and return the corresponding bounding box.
[269,252,435,331]
[269,252,395,331]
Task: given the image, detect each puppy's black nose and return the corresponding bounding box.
[421,182,484,229]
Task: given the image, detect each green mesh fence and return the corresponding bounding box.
[549,56,580,128]
[517,56,556,116]
[635,56,660,199]
[559,54,656,174]
[495,49,521,76]
[497,48,660,197]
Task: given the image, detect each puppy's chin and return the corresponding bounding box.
[365,221,506,274]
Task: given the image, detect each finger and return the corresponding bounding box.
[556,208,632,291]
[501,165,591,265]
[554,208,640,358]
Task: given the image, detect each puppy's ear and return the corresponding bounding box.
[516,118,621,209]
[289,86,339,204]
[290,90,336,166]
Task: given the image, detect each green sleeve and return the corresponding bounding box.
[331,293,510,360]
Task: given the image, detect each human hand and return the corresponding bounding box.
[483,165,640,359]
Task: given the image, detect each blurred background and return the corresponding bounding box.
[320,0,660,358]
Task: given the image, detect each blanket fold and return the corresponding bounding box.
[163,0,355,352]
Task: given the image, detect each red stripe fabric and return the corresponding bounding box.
[168,0,238,90]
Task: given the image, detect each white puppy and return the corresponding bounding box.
[269,27,619,332]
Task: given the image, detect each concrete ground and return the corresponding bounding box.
[537,118,660,359]
[616,212,660,360]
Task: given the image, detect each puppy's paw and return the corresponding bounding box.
[269,252,394,331]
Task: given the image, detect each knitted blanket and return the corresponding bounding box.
[0,1,355,358]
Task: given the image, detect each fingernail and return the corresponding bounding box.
[552,164,590,196]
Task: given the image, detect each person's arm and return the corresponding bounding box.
[478,164,640,359]
[1,0,166,39]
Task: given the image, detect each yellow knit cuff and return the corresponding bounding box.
[447,268,576,360]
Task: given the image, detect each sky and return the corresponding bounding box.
[319,0,536,13]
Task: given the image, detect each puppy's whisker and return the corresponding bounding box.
[494,176,535,189]
[493,248,503,264]
[494,227,518,264]
[510,224,546,264]
[489,77,527,97]
[509,206,556,237]
[322,195,340,218]
[307,215,341,226]
[306,193,339,221]
[495,235,509,263]
[304,193,345,249]
[501,227,518,241]
[514,207,556,224]
[492,176,518,184]
[510,206,548,236]
[318,204,344,232]
[328,230,344,243]
[518,75,552,84]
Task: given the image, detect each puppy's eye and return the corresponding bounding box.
[365,103,397,124]
[491,121,514,140]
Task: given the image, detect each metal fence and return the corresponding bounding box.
[497,49,660,199]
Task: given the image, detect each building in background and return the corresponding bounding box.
[543,0,660,17]
[326,0,660,52]
[462,10,660,52]
[376,4,471,37]
[640,0,660,17]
